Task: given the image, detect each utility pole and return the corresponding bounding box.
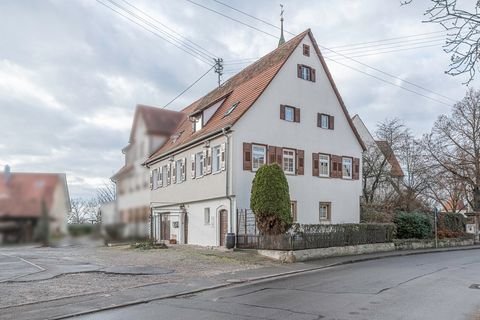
[434,207,438,248]
[214,58,223,87]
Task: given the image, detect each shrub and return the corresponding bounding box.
[393,212,432,239]
[440,213,466,233]
[68,224,94,237]
[250,164,292,235]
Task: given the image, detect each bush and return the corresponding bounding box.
[250,164,292,235]
[440,213,466,233]
[393,212,432,239]
[68,224,94,237]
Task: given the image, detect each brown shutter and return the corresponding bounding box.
[275,147,283,167]
[296,149,304,175]
[329,115,335,130]
[294,107,300,123]
[297,64,302,78]
[317,113,321,127]
[353,157,360,180]
[268,145,276,164]
[312,153,319,176]
[311,68,316,82]
[331,155,342,178]
[243,143,252,171]
[280,105,286,120]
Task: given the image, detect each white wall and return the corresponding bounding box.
[50,176,69,235]
[232,34,363,224]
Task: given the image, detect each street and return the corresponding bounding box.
[77,249,480,320]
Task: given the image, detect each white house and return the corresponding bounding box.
[144,29,365,246]
[352,114,404,204]
[111,105,184,238]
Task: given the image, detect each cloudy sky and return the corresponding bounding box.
[0,0,478,199]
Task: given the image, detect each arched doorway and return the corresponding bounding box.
[219,209,228,246]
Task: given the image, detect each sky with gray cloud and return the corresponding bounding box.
[0,0,478,199]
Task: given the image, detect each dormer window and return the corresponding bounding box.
[303,44,310,56]
[193,114,203,132]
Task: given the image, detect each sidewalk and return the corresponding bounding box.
[3,244,480,320]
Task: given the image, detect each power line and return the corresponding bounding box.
[326,43,443,60]
[97,0,213,65]
[119,0,217,59]
[105,0,215,62]
[189,0,455,104]
[163,66,215,109]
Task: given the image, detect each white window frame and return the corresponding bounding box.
[162,164,168,186]
[320,114,329,129]
[319,154,330,177]
[212,145,221,173]
[284,106,295,122]
[175,159,183,183]
[301,65,311,81]
[252,144,266,171]
[319,202,330,221]
[342,157,353,179]
[194,114,203,132]
[195,152,204,177]
[204,208,211,225]
[282,149,296,175]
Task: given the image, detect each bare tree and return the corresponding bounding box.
[423,88,480,211]
[402,0,480,84]
[69,198,89,224]
[423,165,466,212]
[96,181,116,204]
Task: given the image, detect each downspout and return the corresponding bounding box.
[222,127,234,233]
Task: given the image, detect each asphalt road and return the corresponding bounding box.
[76,249,480,320]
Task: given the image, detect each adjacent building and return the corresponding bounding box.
[0,166,70,243]
[111,105,184,238]
[144,29,365,246]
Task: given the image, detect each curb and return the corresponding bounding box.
[51,245,480,319]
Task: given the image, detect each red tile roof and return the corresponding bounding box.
[0,173,67,218]
[375,141,404,177]
[129,104,186,143]
[145,29,365,164]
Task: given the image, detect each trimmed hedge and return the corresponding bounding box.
[250,164,292,235]
[393,212,432,239]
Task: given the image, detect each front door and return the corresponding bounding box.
[219,210,228,246]
[161,214,170,241]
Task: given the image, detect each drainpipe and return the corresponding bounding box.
[222,127,234,234]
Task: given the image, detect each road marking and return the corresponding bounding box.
[0,252,45,271]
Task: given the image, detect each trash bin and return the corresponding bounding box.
[226,233,236,249]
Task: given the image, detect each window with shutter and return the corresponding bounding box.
[243,143,252,171]
[212,145,222,173]
[202,149,208,175]
[206,148,212,174]
[319,154,330,177]
[175,159,183,183]
[167,163,171,185]
[152,169,158,189]
[171,161,177,184]
[162,164,168,185]
[195,152,204,177]
[282,149,295,175]
[191,154,196,179]
[303,44,310,56]
[342,157,353,179]
[252,144,267,171]
[220,143,226,170]
[159,167,163,187]
[181,158,186,182]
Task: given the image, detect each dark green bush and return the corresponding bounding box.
[393,212,432,239]
[68,224,94,237]
[441,213,466,233]
[250,164,292,235]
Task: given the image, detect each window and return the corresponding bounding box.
[252,145,266,171]
[152,169,158,189]
[162,165,168,186]
[319,202,331,221]
[175,159,183,183]
[195,152,204,177]
[321,114,329,129]
[291,201,297,222]
[212,145,222,173]
[193,114,203,132]
[298,64,314,81]
[319,154,330,177]
[282,149,296,174]
[342,157,352,179]
[204,208,211,225]
[224,102,239,116]
[303,44,310,56]
[285,106,295,122]
[318,113,334,130]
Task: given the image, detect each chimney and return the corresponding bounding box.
[278,4,285,47]
[4,165,11,186]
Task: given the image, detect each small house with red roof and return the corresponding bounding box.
[0,166,70,243]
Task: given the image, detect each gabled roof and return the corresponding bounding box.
[0,173,68,218]
[375,140,404,178]
[146,29,365,164]
[129,104,186,143]
[110,164,133,181]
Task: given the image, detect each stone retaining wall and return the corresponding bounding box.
[257,238,475,263]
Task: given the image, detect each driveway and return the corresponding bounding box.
[0,238,276,310]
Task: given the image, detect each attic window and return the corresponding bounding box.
[303,44,310,57]
[192,114,203,132]
[224,102,239,116]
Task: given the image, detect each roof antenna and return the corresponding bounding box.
[214,58,223,87]
[278,4,285,47]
